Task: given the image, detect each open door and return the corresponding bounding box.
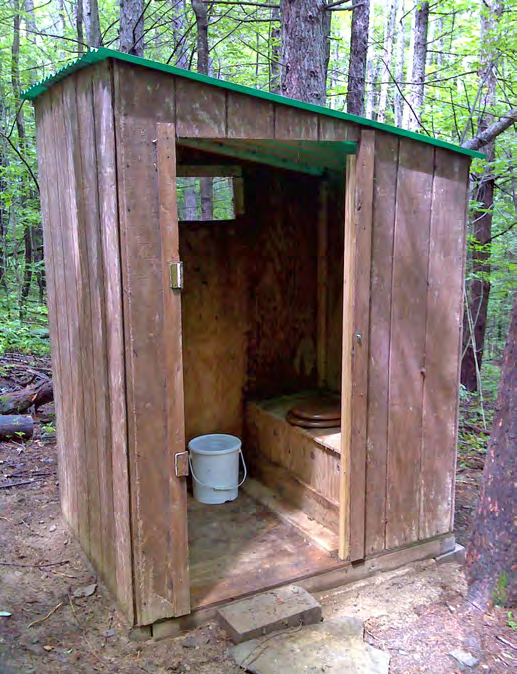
[154,122,190,617]
[339,133,375,561]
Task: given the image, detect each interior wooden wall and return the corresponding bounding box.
[34,65,133,621]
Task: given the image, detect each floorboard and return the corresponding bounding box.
[188,490,342,609]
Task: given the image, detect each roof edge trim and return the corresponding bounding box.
[22,47,485,160]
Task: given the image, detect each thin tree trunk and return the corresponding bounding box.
[12,0,32,317]
[364,1,377,120]
[393,0,405,127]
[461,0,503,391]
[77,0,84,54]
[192,0,213,219]
[84,0,101,48]
[346,0,370,116]
[270,5,280,94]
[377,0,398,123]
[119,0,144,55]
[403,1,429,130]
[281,0,330,105]
[466,296,516,609]
[172,0,189,69]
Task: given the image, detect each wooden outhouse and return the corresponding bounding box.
[24,48,483,631]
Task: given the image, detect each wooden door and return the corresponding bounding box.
[339,133,375,561]
[156,122,190,616]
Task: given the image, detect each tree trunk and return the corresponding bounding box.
[466,296,517,609]
[280,0,330,105]
[377,0,398,123]
[119,0,144,55]
[403,1,429,130]
[192,0,209,74]
[393,0,405,127]
[172,0,189,69]
[77,0,84,54]
[460,0,503,391]
[364,1,377,120]
[0,416,33,441]
[270,5,281,94]
[84,0,101,48]
[346,0,370,116]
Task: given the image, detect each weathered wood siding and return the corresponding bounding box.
[34,64,133,621]
[362,132,470,555]
[34,55,470,626]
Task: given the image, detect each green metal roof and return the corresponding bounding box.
[22,47,484,160]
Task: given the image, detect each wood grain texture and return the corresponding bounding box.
[227,92,274,138]
[318,117,360,142]
[34,98,70,529]
[386,140,434,550]
[365,133,399,555]
[157,123,190,617]
[91,63,133,617]
[420,149,470,539]
[339,154,356,561]
[349,131,375,561]
[176,78,226,137]
[114,60,180,624]
[274,105,318,140]
[180,221,249,441]
[50,83,85,544]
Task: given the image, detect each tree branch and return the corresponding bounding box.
[0,130,39,192]
[463,109,517,151]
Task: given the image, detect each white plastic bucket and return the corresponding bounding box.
[188,434,247,504]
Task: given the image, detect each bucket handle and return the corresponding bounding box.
[188,449,247,491]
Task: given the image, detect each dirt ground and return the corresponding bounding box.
[0,358,515,673]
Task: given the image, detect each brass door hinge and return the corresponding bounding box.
[170,261,184,290]
[175,451,189,478]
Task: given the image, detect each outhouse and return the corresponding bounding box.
[23,48,483,631]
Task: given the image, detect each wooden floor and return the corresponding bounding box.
[188,489,343,610]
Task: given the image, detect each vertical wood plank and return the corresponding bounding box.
[92,62,133,615]
[386,140,434,549]
[339,155,356,561]
[60,76,95,562]
[274,105,318,140]
[34,98,70,527]
[317,181,328,388]
[227,92,274,138]
[47,85,81,538]
[176,78,226,137]
[420,150,470,539]
[365,133,399,555]
[157,123,190,616]
[114,59,186,624]
[349,131,375,561]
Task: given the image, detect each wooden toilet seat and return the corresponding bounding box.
[287,396,341,429]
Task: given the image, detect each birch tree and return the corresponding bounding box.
[393,0,405,126]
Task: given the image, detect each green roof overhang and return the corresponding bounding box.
[22,47,485,161]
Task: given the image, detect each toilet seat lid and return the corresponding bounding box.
[289,397,341,421]
[286,410,341,429]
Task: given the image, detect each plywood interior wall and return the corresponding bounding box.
[180,158,339,442]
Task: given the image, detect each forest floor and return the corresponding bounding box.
[0,354,515,673]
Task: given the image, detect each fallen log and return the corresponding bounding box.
[0,415,34,441]
[0,380,53,415]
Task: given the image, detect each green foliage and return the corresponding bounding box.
[0,0,514,375]
[508,612,517,631]
[494,571,508,607]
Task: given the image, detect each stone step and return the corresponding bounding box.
[216,584,322,644]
